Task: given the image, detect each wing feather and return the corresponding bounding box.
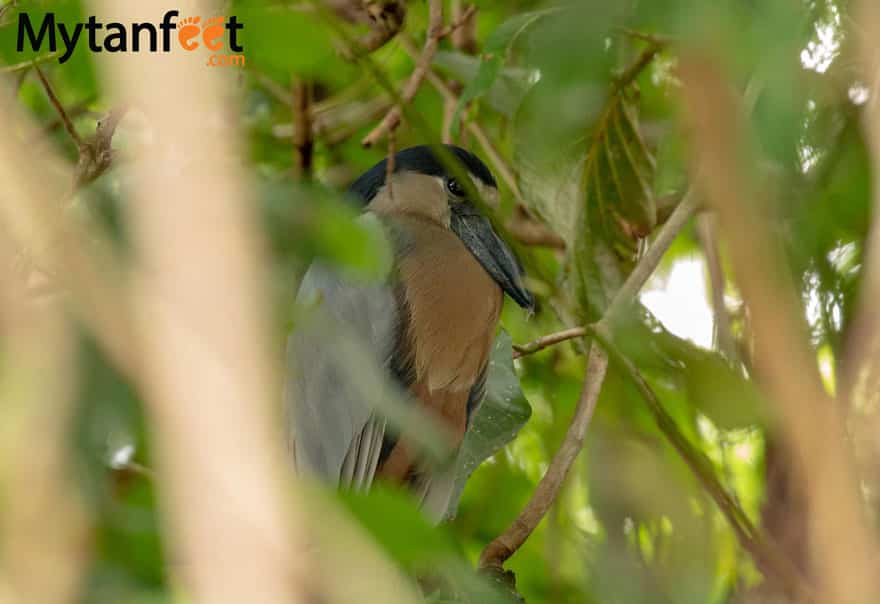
[285,234,400,490]
[350,416,386,491]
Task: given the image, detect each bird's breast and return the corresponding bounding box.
[377,215,503,483]
[394,217,502,396]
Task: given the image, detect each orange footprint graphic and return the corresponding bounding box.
[178,16,201,51]
[202,16,227,51]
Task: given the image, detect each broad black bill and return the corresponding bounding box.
[450,204,535,311]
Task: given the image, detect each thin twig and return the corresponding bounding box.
[400,36,524,201]
[466,115,523,200]
[513,190,699,359]
[441,2,474,143]
[604,189,698,326]
[0,52,60,74]
[34,64,84,149]
[272,98,393,146]
[438,4,477,40]
[45,101,98,134]
[480,189,698,570]
[513,327,585,358]
[292,79,314,178]
[33,64,124,190]
[450,1,477,53]
[361,0,443,147]
[697,213,737,361]
[618,27,674,47]
[402,36,566,253]
[442,90,460,144]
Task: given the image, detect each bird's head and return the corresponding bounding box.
[349,144,535,311]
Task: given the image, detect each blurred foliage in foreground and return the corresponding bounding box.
[1,0,876,602]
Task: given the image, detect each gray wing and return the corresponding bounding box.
[285,260,398,492]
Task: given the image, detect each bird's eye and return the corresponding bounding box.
[445,177,466,198]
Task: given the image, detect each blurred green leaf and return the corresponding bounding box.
[450,9,555,132]
[338,485,456,570]
[261,178,392,278]
[231,1,341,81]
[432,51,531,117]
[683,357,766,430]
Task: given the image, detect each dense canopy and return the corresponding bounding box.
[1,1,879,603]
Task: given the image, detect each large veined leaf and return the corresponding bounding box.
[514,84,659,322]
[570,87,658,322]
[444,330,532,518]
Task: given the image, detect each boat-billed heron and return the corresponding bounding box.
[286,144,534,521]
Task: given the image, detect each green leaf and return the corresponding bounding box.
[445,330,532,517]
[567,89,658,322]
[683,357,767,430]
[0,0,99,98]
[260,179,392,279]
[231,2,339,80]
[614,310,766,431]
[433,50,532,117]
[449,9,554,132]
[337,485,456,570]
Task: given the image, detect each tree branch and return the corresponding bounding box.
[680,51,879,602]
[479,344,608,570]
[480,189,698,570]
[361,0,443,147]
[513,326,585,358]
[0,238,87,604]
[603,189,698,326]
[92,1,310,600]
[34,64,125,190]
[513,190,699,358]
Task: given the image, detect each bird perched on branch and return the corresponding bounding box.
[286,145,534,521]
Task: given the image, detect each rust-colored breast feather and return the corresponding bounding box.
[378,215,502,481]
